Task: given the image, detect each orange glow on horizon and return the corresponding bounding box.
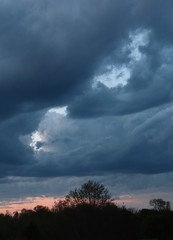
[0,196,62,214]
[1,192,172,214]
[0,195,146,214]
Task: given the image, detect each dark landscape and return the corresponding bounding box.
[0,181,172,240]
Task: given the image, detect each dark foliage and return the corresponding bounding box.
[149,198,171,211]
[0,203,173,240]
[0,182,172,240]
[0,204,139,240]
[65,180,112,207]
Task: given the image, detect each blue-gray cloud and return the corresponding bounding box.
[16,104,173,178]
[0,0,173,201]
[0,0,136,120]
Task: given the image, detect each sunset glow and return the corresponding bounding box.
[0,196,61,214]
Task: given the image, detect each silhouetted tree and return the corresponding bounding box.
[65,180,112,207]
[149,198,171,211]
[2,184,173,240]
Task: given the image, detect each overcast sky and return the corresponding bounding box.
[0,0,173,210]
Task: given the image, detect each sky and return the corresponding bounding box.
[1,0,173,212]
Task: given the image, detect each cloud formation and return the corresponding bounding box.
[0,0,173,200]
[22,104,173,177]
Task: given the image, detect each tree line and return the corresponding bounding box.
[0,180,173,240]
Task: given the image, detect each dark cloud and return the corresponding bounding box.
[0,0,173,202]
[0,110,44,177]
[0,0,137,120]
[68,37,173,118]
[11,104,171,178]
[66,0,173,118]
[0,0,173,120]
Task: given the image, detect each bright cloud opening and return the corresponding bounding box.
[93,29,150,89]
[30,131,44,152]
[29,106,68,153]
[93,65,130,88]
[128,29,150,61]
[48,106,67,116]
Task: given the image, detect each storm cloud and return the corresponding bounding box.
[0,0,173,202]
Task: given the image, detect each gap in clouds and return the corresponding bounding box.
[92,29,150,89]
[29,106,68,152]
